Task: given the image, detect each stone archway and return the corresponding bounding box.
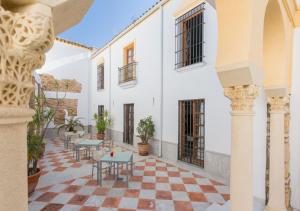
[263,1,291,211]
[214,0,293,211]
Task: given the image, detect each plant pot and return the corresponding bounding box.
[28,169,41,195]
[97,132,105,140]
[138,143,149,156]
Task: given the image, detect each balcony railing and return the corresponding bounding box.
[118,62,137,84]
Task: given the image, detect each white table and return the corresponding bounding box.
[75,139,103,161]
[97,151,133,187]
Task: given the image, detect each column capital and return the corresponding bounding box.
[224,85,259,112]
[0,5,54,109]
[267,96,289,113]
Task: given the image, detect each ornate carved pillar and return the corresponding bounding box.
[0,5,54,211]
[224,85,259,211]
[265,96,289,211]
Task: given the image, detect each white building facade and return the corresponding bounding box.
[91,0,268,202]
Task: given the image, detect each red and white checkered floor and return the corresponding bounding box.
[29,138,229,211]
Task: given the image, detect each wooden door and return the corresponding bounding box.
[124,104,134,145]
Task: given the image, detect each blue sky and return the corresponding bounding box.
[59,0,159,48]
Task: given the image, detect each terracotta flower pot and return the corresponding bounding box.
[28,169,41,195]
[138,143,149,156]
[97,132,105,140]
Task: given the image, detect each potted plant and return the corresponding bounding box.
[93,110,112,140]
[56,116,84,134]
[27,134,45,194]
[137,116,155,156]
[27,93,56,195]
[27,78,66,195]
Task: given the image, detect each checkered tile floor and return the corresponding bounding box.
[29,138,229,211]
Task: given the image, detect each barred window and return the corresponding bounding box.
[175,3,205,69]
[97,64,104,90]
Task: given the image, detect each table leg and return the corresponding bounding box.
[126,162,129,187]
[131,156,133,176]
[76,146,79,162]
[97,161,99,185]
[99,161,102,186]
[116,163,119,181]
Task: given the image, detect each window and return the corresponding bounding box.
[98,105,104,117]
[97,63,104,90]
[119,43,137,84]
[124,43,134,65]
[175,3,205,69]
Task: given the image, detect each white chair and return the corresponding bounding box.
[91,150,106,179]
[71,138,87,158]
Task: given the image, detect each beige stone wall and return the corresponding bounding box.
[40,73,82,93]
[46,98,78,124]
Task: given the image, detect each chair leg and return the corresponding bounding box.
[91,161,94,179]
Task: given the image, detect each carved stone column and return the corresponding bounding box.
[224,85,259,211]
[265,96,289,211]
[0,5,54,211]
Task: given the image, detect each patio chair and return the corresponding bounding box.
[91,150,110,179]
[71,138,87,158]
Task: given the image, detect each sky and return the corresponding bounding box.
[59,0,159,48]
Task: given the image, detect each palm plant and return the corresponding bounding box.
[93,110,112,134]
[28,79,66,175]
[56,116,84,133]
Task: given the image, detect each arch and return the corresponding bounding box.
[263,0,289,88]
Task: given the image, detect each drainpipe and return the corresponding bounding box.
[109,44,112,139]
[159,4,164,158]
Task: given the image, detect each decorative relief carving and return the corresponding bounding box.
[224,85,259,112]
[267,96,289,112]
[0,6,54,107]
[46,98,78,124]
[40,74,82,93]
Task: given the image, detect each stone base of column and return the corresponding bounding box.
[0,107,34,211]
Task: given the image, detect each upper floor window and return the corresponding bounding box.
[97,63,104,90]
[119,42,137,84]
[175,3,205,69]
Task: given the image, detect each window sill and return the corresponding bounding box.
[174,61,207,72]
[119,80,137,88]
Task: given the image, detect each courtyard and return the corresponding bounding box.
[28,137,229,211]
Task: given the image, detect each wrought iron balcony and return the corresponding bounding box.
[118,62,137,84]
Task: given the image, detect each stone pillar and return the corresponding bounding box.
[265,96,289,211]
[224,85,259,211]
[0,6,54,211]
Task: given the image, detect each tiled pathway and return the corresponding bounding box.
[29,138,229,211]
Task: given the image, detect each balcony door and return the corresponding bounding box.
[124,104,134,145]
[178,99,205,167]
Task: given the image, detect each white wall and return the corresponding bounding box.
[290,27,300,210]
[90,48,111,126]
[162,1,231,155]
[37,41,92,126]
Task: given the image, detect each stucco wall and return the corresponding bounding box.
[37,41,92,126]
[290,27,300,210]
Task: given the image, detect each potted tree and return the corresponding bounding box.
[137,116,155,156]
[93,110,112,140]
